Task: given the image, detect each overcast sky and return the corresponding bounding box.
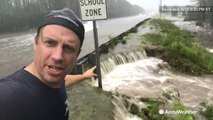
[126,0,195,11]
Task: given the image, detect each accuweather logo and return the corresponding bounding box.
[159,109,197,115]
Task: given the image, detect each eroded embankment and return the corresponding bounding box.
[67,18,213,120]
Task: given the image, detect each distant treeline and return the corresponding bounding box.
[185,0,213,27]
[0,0,144,33]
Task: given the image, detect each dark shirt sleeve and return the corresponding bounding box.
[0,82,21,120]
[0,69,69,120]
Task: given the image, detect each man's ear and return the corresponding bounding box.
[77,48,81,57]
[33,35,38,51]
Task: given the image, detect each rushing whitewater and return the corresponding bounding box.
[94,53,213,120]
[92,19,213,120]
[100,57,213,106]
[100,49,147,77]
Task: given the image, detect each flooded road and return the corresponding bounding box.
[0,14,149,78]
[90,20,213,120]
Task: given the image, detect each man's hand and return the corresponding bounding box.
[82,66,97,79]
[65,66,97,88]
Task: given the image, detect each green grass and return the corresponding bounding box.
[142,19,213,75]
[133,97,169,120]
[131,97,196,120]
[129,26,138,33]
[200,102,213,120]
[171,101,195,120]
[108,36,119,49]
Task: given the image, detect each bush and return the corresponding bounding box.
[142,19,213,75]
[129,27,138,33]
[200,102,213,120]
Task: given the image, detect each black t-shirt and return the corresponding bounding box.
[0,68,69,120]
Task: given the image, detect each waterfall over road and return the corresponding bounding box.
[100,48,147,76]
[92,49,213,120]
[86,18,213,120]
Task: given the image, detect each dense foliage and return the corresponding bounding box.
[0,0,144,33]
[142,19,213,75]
[200,102,213,120]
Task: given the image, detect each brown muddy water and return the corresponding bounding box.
[91,21,213,120]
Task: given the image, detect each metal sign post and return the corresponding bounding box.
[93,20,102,89]
[160,0,162,17]
[79,0,108,89]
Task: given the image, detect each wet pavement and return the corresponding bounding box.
[0,14,149,78]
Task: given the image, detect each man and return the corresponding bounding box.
[0,8,96,120]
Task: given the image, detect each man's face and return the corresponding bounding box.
[33,25,81,88]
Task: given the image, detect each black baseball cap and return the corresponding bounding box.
[37,8,85,47]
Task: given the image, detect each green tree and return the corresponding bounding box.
[0,0,144,34]
[185,0,213,27]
